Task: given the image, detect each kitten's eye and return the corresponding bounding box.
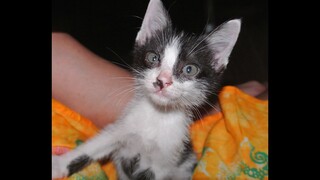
[146,52,160,65]
[182,64,199,76]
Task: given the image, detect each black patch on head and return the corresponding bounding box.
[175,33,224,82]
[133,168,155,180]
[121,154,141,179]
[67,154,92,176]
[190,162,197,172]
[132,24,176,78]
[177,140,194,166]
[176,33,225,118]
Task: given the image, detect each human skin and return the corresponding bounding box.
[52,32,134,128]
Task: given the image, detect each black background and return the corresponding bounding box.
[52,0,268,85]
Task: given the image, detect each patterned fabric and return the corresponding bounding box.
[52,86,268,180]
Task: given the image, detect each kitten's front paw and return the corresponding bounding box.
[52,155,68,179]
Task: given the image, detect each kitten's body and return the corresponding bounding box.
[53,95,195,179]
[52,0,241,179]
[112,95,196,179]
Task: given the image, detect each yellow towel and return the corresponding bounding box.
[52,86,268,179]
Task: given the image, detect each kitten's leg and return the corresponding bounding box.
[173,153,197,180]
[173,140,198,180]
[52,124,121,179]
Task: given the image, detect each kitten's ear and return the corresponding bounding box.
[207,19,241,71]
[136,0,171,45]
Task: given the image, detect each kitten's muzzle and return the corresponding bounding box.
[153,78,173,90]
[153,79,164,89]
[153,71,173,90]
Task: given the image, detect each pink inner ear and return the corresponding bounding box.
[135,0,170,45]
[212,42,228,60]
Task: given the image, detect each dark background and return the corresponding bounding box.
[52,0,267,86]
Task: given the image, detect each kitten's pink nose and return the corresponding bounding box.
[154,71,173,90]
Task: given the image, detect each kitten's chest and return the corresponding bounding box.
[122,98,189,150]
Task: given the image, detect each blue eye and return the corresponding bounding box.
[182,64,199,76]
[146,52,159,64]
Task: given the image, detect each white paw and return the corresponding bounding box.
[52,155,68,179]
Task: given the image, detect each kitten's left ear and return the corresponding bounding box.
[136,0,171,45]
[207,19,241,72]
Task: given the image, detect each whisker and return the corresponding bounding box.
[189,43,212,55]
[110,61,133,70]
[104,76,136,80]
[105,47,142,75]
[180,95,205,128]
[115,87,138,107]
[130,15,143,20]
[106,84,137,97]
[187,32,212,57]
[203,99,220,113]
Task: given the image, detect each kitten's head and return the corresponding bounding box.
[132,0,241,109]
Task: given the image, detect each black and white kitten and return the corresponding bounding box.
[52,0,241,179]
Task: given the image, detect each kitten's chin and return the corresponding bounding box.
[149,91,177,107]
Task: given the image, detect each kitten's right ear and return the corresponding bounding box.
[207,19,241,72]
[135,0,171,45]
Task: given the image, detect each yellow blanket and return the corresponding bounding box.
[52,86,268,179]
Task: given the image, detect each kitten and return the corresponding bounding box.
[52,0,241,179]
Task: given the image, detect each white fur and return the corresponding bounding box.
[116,96,191,158]
[162,38,181,70]
[115,96,195,179]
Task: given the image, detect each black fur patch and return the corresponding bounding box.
[190,162,197,172]
[134,168,155,180]
[132,24,176,78]
[121,154,141,178]
[67,155,92,176]
[177,140,194,166]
